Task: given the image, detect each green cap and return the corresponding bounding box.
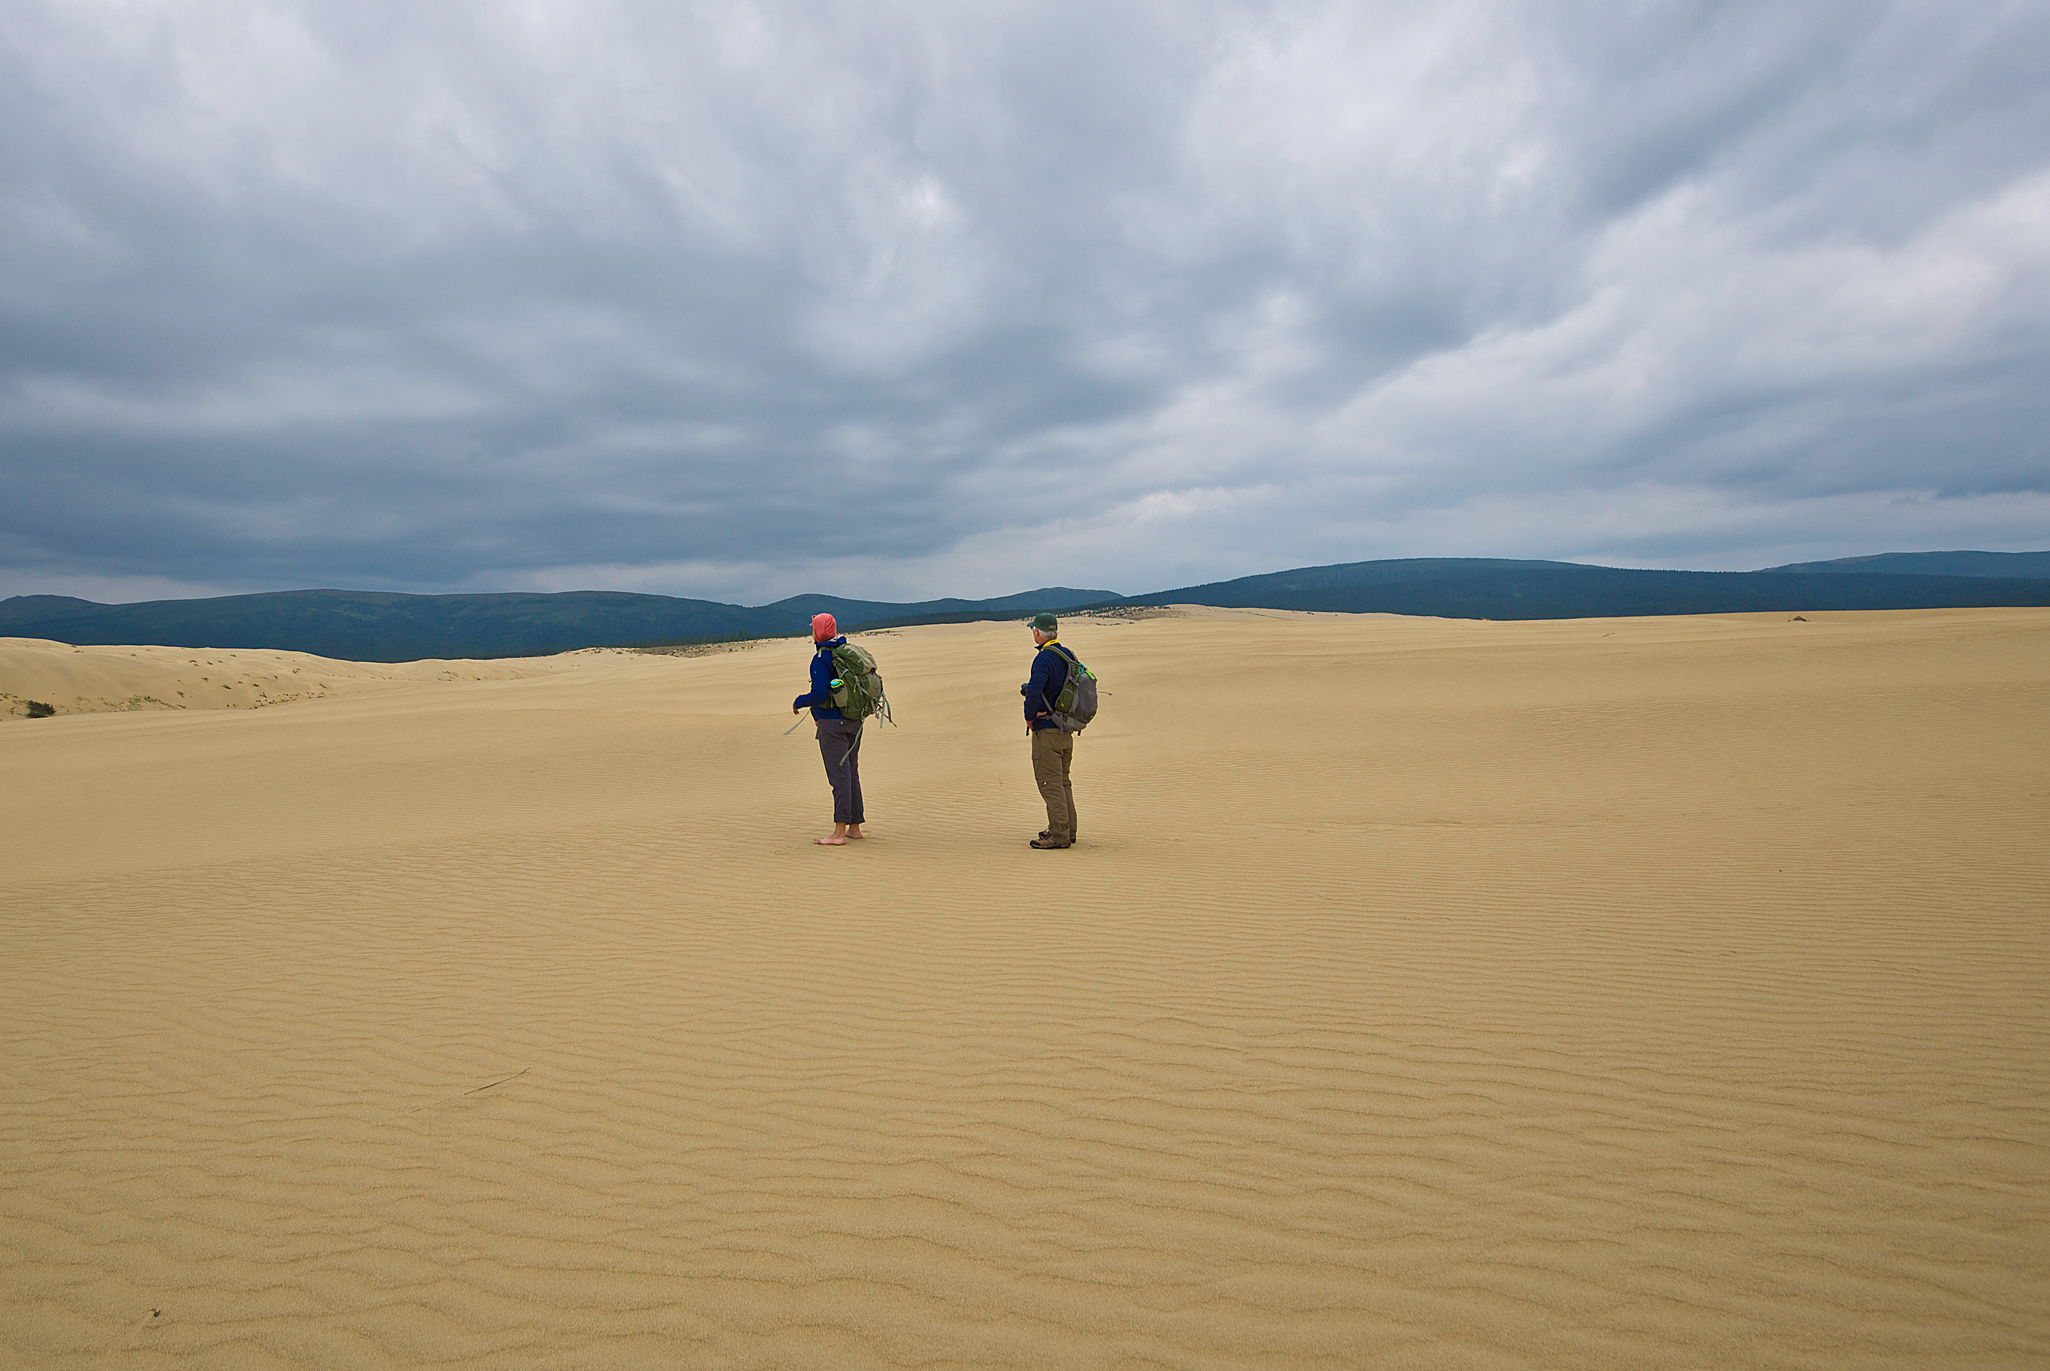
[1028,612,1059,632]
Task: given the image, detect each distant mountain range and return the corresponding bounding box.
[0,586,1122,663]
[4,550,2046,661]
[1121,552,2050,621]
[1762,550,2050,577]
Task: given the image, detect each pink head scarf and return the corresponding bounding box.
[812,612,837,642]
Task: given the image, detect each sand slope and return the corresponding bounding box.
[0,638,642,718]
[3,609,2046,1368]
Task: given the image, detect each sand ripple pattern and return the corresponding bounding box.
[3,610,2047,1367]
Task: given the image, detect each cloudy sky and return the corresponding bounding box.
[4,0,2047,605]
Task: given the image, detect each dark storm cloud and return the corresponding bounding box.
[3,0,2046,602]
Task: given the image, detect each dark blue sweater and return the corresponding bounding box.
[1025,641,1073,730]
[793,637,848,720]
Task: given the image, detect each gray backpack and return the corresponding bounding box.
[1048,645,1098,731]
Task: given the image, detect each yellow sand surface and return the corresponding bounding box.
[3,608,2046,1368]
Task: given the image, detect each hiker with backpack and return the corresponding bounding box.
[1021,611,1097,849]
[792,612,887,846]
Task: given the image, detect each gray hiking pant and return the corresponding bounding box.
[816,717,865,825]
[1031,727,1076,843]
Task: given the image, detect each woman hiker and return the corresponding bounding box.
[792,612,865,845]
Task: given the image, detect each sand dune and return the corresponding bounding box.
[3,608,2046,1368]
[0,638,645,718]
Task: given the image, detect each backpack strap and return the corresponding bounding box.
[1044,643,1079,708]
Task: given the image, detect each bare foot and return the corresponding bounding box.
[846,826,865,840]
[812,835,847,846]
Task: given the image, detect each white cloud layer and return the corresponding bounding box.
[3,0,2046,601]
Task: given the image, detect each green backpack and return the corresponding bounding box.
[826,642,890,722]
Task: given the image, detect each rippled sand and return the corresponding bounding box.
[4,608,2046,1368]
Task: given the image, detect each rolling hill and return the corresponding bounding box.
[1120,557,2050,620]
[1760,550,2050,577]
[0,587,1122,662]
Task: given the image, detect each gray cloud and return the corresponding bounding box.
[3,0,2046,603]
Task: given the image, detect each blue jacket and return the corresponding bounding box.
[794,637,848,719]
[1024,640,1073,730]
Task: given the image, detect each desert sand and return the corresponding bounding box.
[3,607,2046,1368]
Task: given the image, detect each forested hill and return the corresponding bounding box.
[1121,557,2050,620]
[0,587,1121,662]
[4,553,2046,660]
[1760,550,2050,577]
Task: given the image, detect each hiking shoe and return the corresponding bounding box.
[1029,837,1072,849]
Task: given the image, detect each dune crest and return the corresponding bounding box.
[0,638,672,717]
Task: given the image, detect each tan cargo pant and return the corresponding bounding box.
[1031,727,1077,843]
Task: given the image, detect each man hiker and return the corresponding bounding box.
[793,612,865,845]
[1022,611,1078,849]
